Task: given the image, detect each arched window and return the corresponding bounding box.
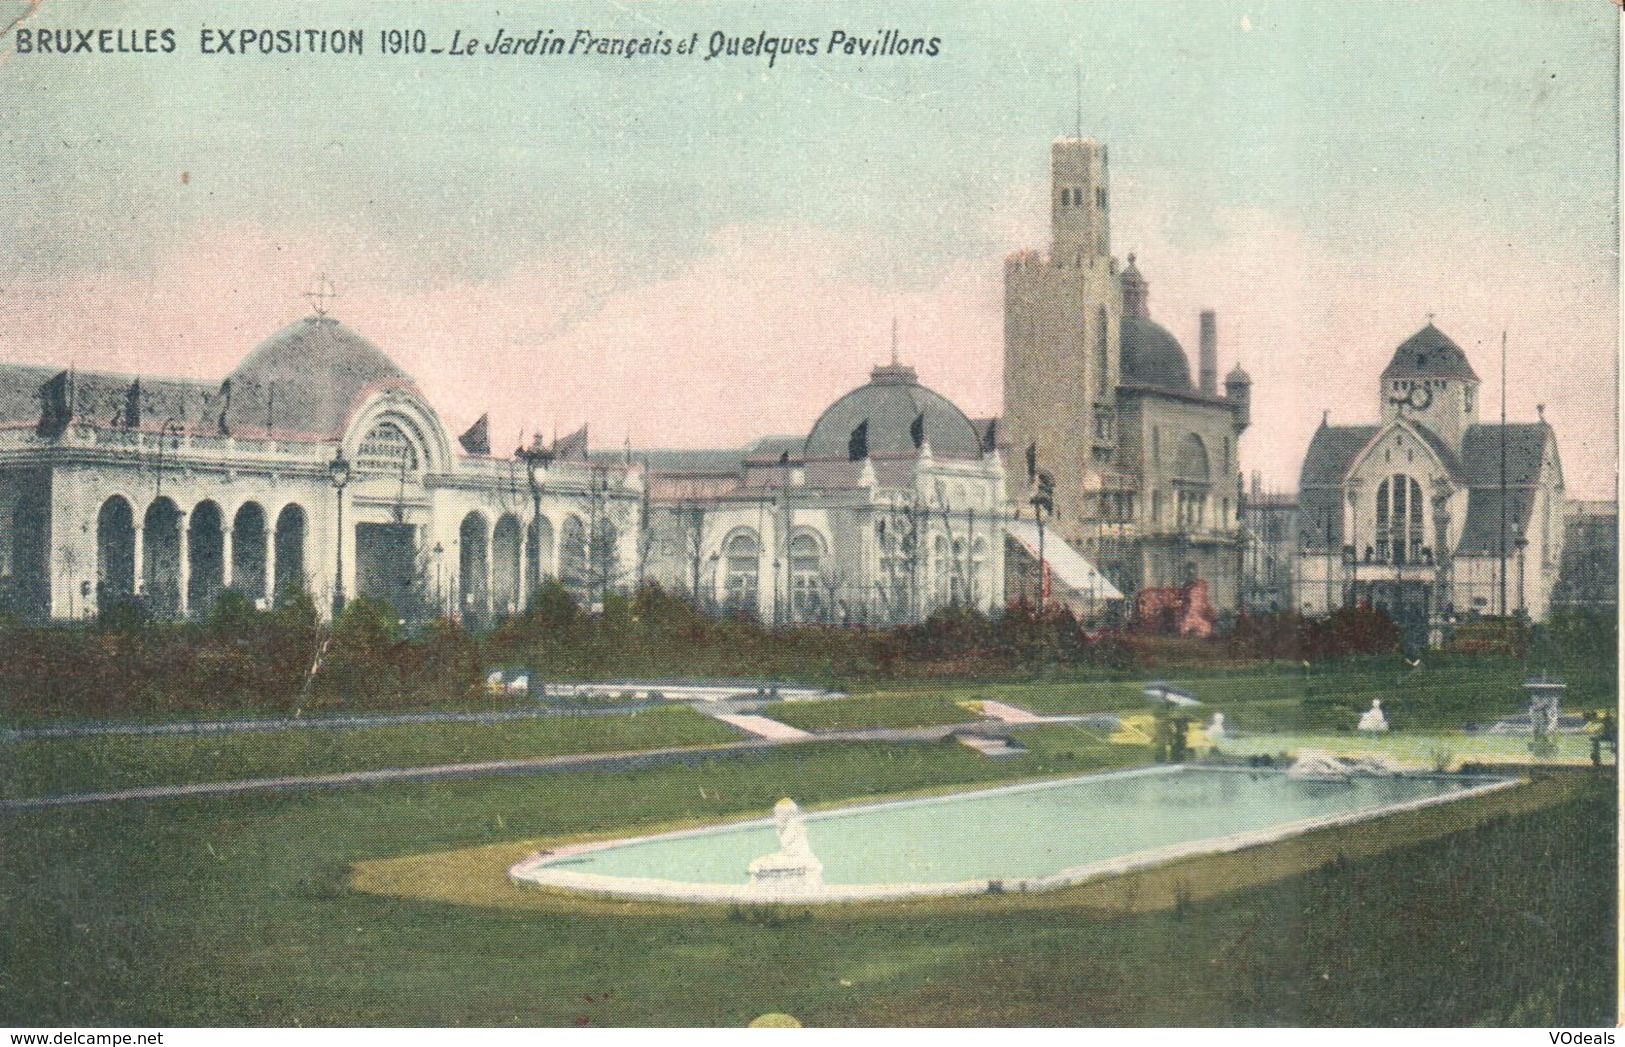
[790,532,824,621]
[950,538,968,605]
[970,536,988,606]
[724,531,759,614]
[933,534,950,605]
[1375,474,1425,564]
[356,420,420,475]
[876,519,909,619]
[1174,433,1210,483]
[592,516,620,600]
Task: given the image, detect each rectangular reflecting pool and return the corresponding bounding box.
[509,765,1518,903]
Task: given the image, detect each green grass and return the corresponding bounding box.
[761,695,976,732]
[854,656,1614,734]
[0,724,1613,1027]
[0,707,739,801]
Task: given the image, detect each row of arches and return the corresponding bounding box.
[95,495,628,621]
[719,525,992,622]
[453,509,619,618]
[721,529,830,619]
[96,496,307,616]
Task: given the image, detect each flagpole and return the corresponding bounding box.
[1499,330,1507,619]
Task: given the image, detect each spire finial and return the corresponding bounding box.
[1074,66,1082,141]
[304,274,338,319]
[890,316,899,367]
[1426,311,1436,326]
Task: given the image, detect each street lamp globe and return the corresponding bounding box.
[329,448,352,490]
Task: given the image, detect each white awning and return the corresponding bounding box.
[1005,520,1124,600]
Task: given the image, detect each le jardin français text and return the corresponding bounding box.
[12,26,945,67]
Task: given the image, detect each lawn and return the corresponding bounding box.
[857,655,1614,734]
[0,706,739,801]
[1,727,1613,1027]
[760,695,977,732]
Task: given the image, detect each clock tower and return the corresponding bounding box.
[1378,321,1480,454]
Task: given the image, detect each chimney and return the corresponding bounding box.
[1199,310,1218,395]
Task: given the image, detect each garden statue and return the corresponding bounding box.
[1357,699,1389,733]
[748,799,823,890]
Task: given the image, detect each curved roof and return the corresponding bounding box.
[804,363,983,460]
[1120,314,1195,393]
[224,315,419,438]
[1382,323,1480,383]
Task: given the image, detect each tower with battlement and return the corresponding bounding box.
[1004,139,1122,549]
[1003,137,1252,619]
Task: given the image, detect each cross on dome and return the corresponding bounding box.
[304,274,339,318]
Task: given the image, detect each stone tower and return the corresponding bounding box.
[1377,322,1481,454]
[1003,138,1121,545]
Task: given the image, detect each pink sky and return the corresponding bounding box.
[1,207,1616,499]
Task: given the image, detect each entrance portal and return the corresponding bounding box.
[356,523,420,618]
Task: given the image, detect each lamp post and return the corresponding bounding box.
[329,447,351,618]
[519,445,553,602]
[154,418,184,499]
[433,541,445,618]
[1346,487,1360,609]
[1514,534,1528,619]
[1030,472,1054,610]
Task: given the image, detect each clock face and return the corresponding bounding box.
[1388,384,1433,411]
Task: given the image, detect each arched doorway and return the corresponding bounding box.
[591,516,620,603]
[143,498,182,617]
[458,511,489,624]
[232,502,268,602]
[528,514,554,594]
[559,516,587,605]
[96,496,136,608]
[188,501,225,614]
[492,514,523,616]
[274,504,307,602]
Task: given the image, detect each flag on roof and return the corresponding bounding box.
[459,413,491,456]
[554,423,589,460]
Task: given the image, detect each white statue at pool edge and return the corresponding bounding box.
[1358,699,1389,733]
[748,798,823,890]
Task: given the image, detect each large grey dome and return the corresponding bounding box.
[805,363,983,460]
[1382,322,1480,383]
[1120,314,1195,393]
[224,315,418,438]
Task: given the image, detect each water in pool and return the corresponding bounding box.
[523,766,1500,893]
